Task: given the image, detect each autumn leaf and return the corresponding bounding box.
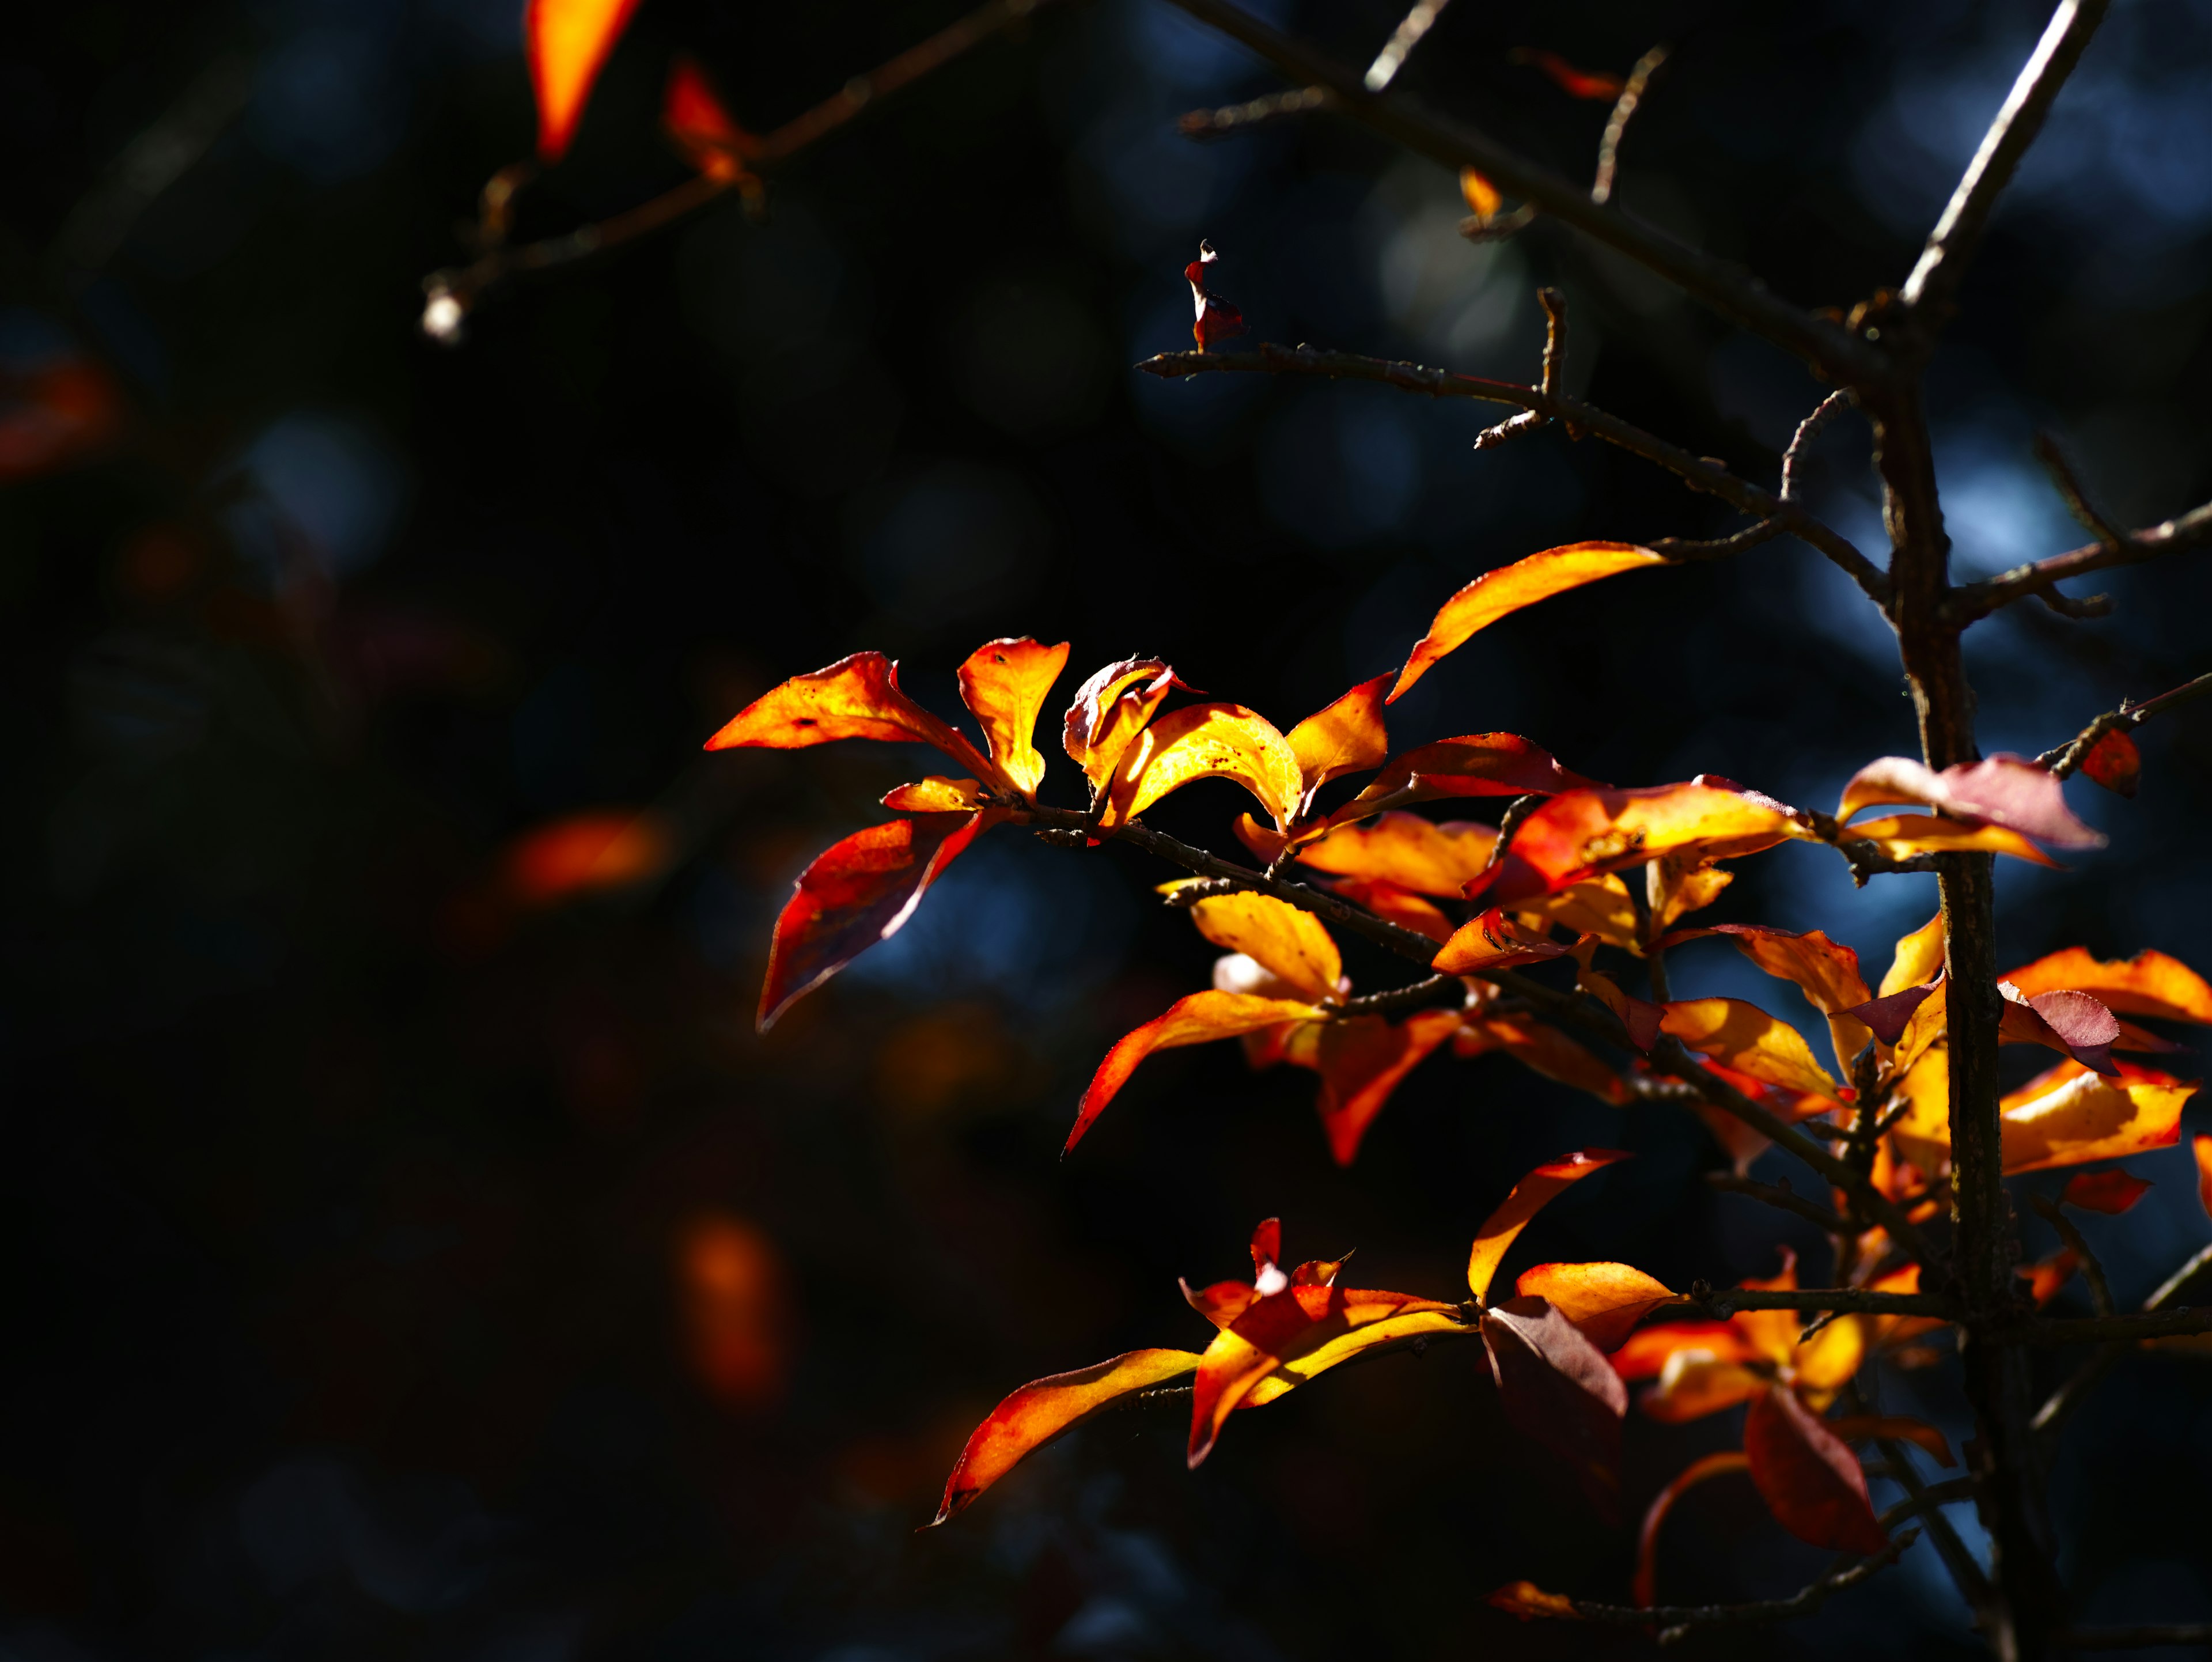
[1639,1351,1769,1424]
[1185,241,1247,353]
[1513,47,1627,100]
[527,0,643,162]
[1993,1058,2197,1172]
[1432,908,1571,975]
[1647,850,1735,934]
[2081,728,2141,797]
[950,637,1069,797]
[1460,166,1503,222]
[1187,891,1343,1001]
[1838,754,2105,849]
[1062,658,1190,795]
[1391,544,1665,702]
[2000,947,2212,1027]
[2060,1169,2153,1215]
[1285,673,1391,805]
[1881,913,1948,998]
[1455,1009,1633,1107]
[1467,1149,1633,1301]
[1574,953,1662,1052]
[1513,1262,1688,1353]
[1472,782,1810,907]
[759,810,1004,1031]
[1658,998,1843,1103]
[1292,812,1496,896]
[1334,733,1609,819]
[1843,813,2063,868]
[1611,1321,1759,1382]
[663,56,756,181]
[1487,1582,1581,1621]
[1526,873,1642,953]
[1317,876,1453,942]
[1099,703,1304,833]
[1480,1296,1629,1521]
[1843,980,1940,1047]
[1999,982,2121,1074]
[1635,1451,1751,1607]
[706,651,999,785]
[1309,1010,1461,1165]
[929,1349,1202,1524]
[1067,990,1327,1154]
[881,777,986,813]
[503,808,673,906]
[1743,1385,1888,1555]
[2197,1135,2212,1221]
[1663,925,1873,1075]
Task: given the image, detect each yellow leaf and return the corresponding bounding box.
[2000,947,2212,1026]
[1294,811,1497,896]
[1513,1262,1686,1353]
[881,777,986,813]
[956,637,1069,797]
[1881,912,1946,998]
[1067,991,1325,1154]
[1284,673,1391,801]
[1996,1060,2196,1173]
[1658,998,1842,1102]
[1844,813,2063,868]
[1187,892,1343,1002]
[1062,658,1184,795]
[1099,703,1304,832]
[1390,543,1666,703]
[1466,1149,1633,1300]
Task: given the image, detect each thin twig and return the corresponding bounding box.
[1874,1437,1995,1616]
[1330,974,1460,1019]
[2029,1194,2113,1317]
[2033,433,2124,549]
[1781,389,1854,503]
[1705,1172,1849,1237]
[2034,1241,2212,1437]
[1590,44,1668,206]
[1946,498,2212,623]
[1179,85,1334,139]
[1363,0,1452,93]
[1158,0,1887,383]
[1557,1532,1915,1638]
[1138,344,1888,603]
[1652,518,1789,560]
[2038,671,2212,779]
[1901,0,2114,325]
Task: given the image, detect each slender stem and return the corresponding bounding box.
[1138,345,1888,603]
[1157,0,1887,383]
[1553,1532,1915,1634]
[1704,1172,1849,1236]
[1362,0,1452,93]
[1590,45,1668,206]
[1179,85,1334,138]
[1948,499,2212,622]
[2029,1195,2113,1317]
[1876,1437,1996,1618]
[2038,671,2212,778]
[2033,1242,2212,1437]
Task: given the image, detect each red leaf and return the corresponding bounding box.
[757,811,1002,1030]
[1838,754,2105,849]
[1743,1384,1888,1555]
[2081,728,2141,797]
[662,56,756,180]
[1481,1296,1628,1523]
[1308,1009,1461,1165]
[1185,241,1247,353]
[1066,990,1325,1154]
[2061,1168,2153,1215]
[1842,980,1940,1045]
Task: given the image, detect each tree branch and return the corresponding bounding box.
[1704,1172,1849,1236]
[1900,0,2113,327]
[2029,1194,2113,1316]
[1946,499,2212,623]
[2032,1242,2212,1438]
[1362,0,1452,93]
[1556,1532,1916,1638]
[2037,671,2212,778]
[1158,0,1887,383]
[1330,974,1460,1019]
[1690,1284,1953,1319]
[1138,344,1889,603]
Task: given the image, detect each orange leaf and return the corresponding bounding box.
[2082,728,2141,797]
[1433,908,1571,975]
[1611,1320,1758,1382]
[1295,812,1496,896]
[527,0,643,162]
[1467,1149,1633,1300]
[706,651,999,784]
[929,1348,1201,1524]
[956,637,1069,798]
[503,808,673,906]
[1634,1451,1752,1606]
[1827,1414,1956,1467]
[1844,813,2063,868]
[1391,544,1664,702]
[1881,912,1947,998]
[2198,1135,2212,1222]
[1334,733,1608,819]
[1067,991,1326,1154]
[1658,998,1842,1103]
[1318,876,1453,942]
[1099,703,1304,833]
[1487,1581,1581,1621]
[1671,925,1874,1076]
[1516,47,1627,100]
[1527,873,1642,952]
[1285,673,1391,801]
[1476,782,1809,906]
[662,56,755,181]
[2061,1169,2153,1215]
[2022,1247,2080,1307]
[1309,1009,1461,1165]
[1639,1354,1769,1424]
[1514,1263,1687,1353]
[1647,852,1735,934]
[2000,947,2212,1026]
[1838,754,2104,849]
[1991,1058,2197,1173]
[759,811,1003,1031]
[1061,658,1188,795]
[1459,166,1504,222]
[881,776,986,813]
[1743,1384,1887,1555]
[1187,892,1342,1002]
[1480,1296,1629,1521]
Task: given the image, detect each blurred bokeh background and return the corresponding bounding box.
[5,0,2211,1655]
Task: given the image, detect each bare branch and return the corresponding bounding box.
[1158,0,1887,383]
[2029,1193,2113,1317]
[1138,344,1889,603]
[2035,1241,2212,1436]
[1705,1172,1850,1236]
[1590,45,1668,206]
[1331,974,1460,1019]
[1553,1532,1915,1638]
[2033,432,2124,549]
[1876,1437,1996,1615]
[1952,498,2212,621]
[1900,0,2113,325]
[1363,0,1452,93]
[2038,671,2212,779]
[1179,85,1334,139]
[1781,390,1855,503]
[1651,518,1789,560]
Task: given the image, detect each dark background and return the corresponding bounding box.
[5,0,2211,1656]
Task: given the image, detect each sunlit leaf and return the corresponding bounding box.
[1843,980,1940,1047]
[758,811,1004,1031]
[1391,544,1665,704]
[1844,813,2063,868]
[1067,990,1327,1154]
[1513,1262,1687,1353]
[1666,925,1873,1076]
[1647,850,1734,934]
[1743,1384,1888,1555]
[1791,1312,1868,1400]
[1294,811,1496,896]
[706,651,999,782]
[527,0,644,162]
[1611,1321,1760,1381]
[1185,241,1247,353]
[1487,1581,1581,1621]
[1334,733,1608,820]
[956,637,1070,797]
[1285,673,1391,802]
[2197,1135,2212,1222]
[2081,728,2141,798]
[1432,908,1571,975]
[1525,873,1641,952]
[1187,892,1343,1001]
[2060,1169,2152,1214]
[1481,1296,1628,1520]
[1062,658,1188,794]
[2000,947,2212,1027]
[1658,998,1843,1103]
[929,1348,1201,1525]
[1473,782,1810,907]
[1635,1451,1751,1607]
[662,55,755,181]
[1881,913,1947,998]
[1994,1058,2196,1172]
[504,808,673,906]
[1099,703,1304,832]
[1318,876,1453,942]
[1459,166,1503,221]
[1999,982,2120,1074]
[1577,963,1661,1052]
[1639,1353,1768,1423]
[1309,1010,1461,1165]
[1838,754,2104,849]
[1467,1149,1633,1301]
[881,777,986,813]
[1827,1415,1955,1468]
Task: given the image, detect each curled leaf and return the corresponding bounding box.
[2060,1169,2153,1215]
[1635,1451,1752,1607]
[957,637,1070,797]
[1467,1149,1633,1301]
[1185,241,1247,353]
[929,1349,1202,1525]
[1837,754,2105,849]
[1433,908,1571,975]
[1100,703,1304,832]
[1999,982,2121,1075]
[527,0,643,161]
[1285,673,1391,802]
[1743,1385,1888,1555]
[1658,998,1842,1103]
[1334,733,1608,817]
[1068,991,1326,1154]
[1062,658,1187,794]
[1391,544,1665,702]
[1881,913,1947,998]
[759,811,1002,1031]
[1187,892,1343,1002]
[1481,1296,1629,1521]
[1475,782,1810,906]
[707,651,998,782]
[2000,947,2212,1027]
[1513,1263,1687,1353]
